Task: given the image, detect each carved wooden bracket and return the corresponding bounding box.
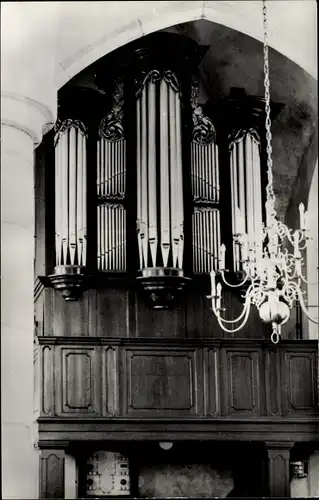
[48,265,88,301]
[136,267,191,309]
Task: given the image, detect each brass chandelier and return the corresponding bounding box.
[208,0,318,343]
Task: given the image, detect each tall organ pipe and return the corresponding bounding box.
[160,79,170,268]
[136,71,184,273]
[97,79,126,272]
[190,93,220,274]
[54,120,87,269]
[148,81,158,267]
[229,130,263,272]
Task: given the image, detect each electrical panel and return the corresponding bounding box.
[86,451,130,496]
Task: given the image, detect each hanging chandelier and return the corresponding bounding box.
[208,0,318,344]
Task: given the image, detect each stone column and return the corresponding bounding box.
[265,441,294,497]
[1,91,55,498]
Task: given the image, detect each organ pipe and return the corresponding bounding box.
[136,70,184,272]
[54,119,87,268]
[229,129,263,272]
[97,79,127,272]
[190,79,221,274]
[192,208,221,274]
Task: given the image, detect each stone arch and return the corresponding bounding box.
[56,0,317,89]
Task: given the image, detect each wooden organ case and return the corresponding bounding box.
[34,32,319,499]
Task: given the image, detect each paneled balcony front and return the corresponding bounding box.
[35,336,318,443]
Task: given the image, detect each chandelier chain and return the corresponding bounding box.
[262,0,276,211]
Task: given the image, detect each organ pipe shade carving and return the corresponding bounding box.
[229,129,263,272]
[97,79,127,271]
[136,71,184,271]
[54,119,87,267]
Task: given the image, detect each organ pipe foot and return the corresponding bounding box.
[137,267,191,310]
[48,265,87,301]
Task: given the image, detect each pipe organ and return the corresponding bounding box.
[97,79,127,272]
[135,70,184,272]
[54,119,87,270]
[191,80,221,274]
[48,38,277,304]
[229,128,263,272]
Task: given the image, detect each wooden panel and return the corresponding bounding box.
[186,289,267,339]
[186,290,222,338]
[203,347,221,416]
[41,345,55,416]
[34,342,41,418]
[222,349,261,416]
[102,346,120,416]
[56,346,100,416]
[39,449,65,499]
[52,289,90,336]
[96,288,128,337]
[265,348,281,416]
[135,292,186,338]
[121,348,202,416]
[39,287,54,336]
[282,350,317,414]
[266,445,292,497]
[230,295,267,339]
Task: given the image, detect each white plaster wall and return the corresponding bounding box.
[65,454,78,499]
[306,161,319,339]
[291,451,319,497]
[308,451,319,497]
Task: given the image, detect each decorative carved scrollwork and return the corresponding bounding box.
[135,69,161,98]
[54,119,87,145]
[163,70,181,93]
[228,127,260,148]
[99,78,125,141]
[135,69,181,98]
[190,78,216,145]
[191,78,200,106]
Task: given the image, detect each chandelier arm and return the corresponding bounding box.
[211,286,254,324]
[299,274,318,286]
[296,286,319,324]
[214,301,252,333]
[219,270,250,288]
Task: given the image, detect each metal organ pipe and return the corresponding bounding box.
[54,120,87,269]
[229,130,262,272]
[141,87,149,268]
[136,99,143,269]
[160,79,170,268]
[190,94,220,274]
[97,79,126,272]
[175,90,184,269]
[148,80,158,267]
[135,71,184,273]
[169,83,178,268]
